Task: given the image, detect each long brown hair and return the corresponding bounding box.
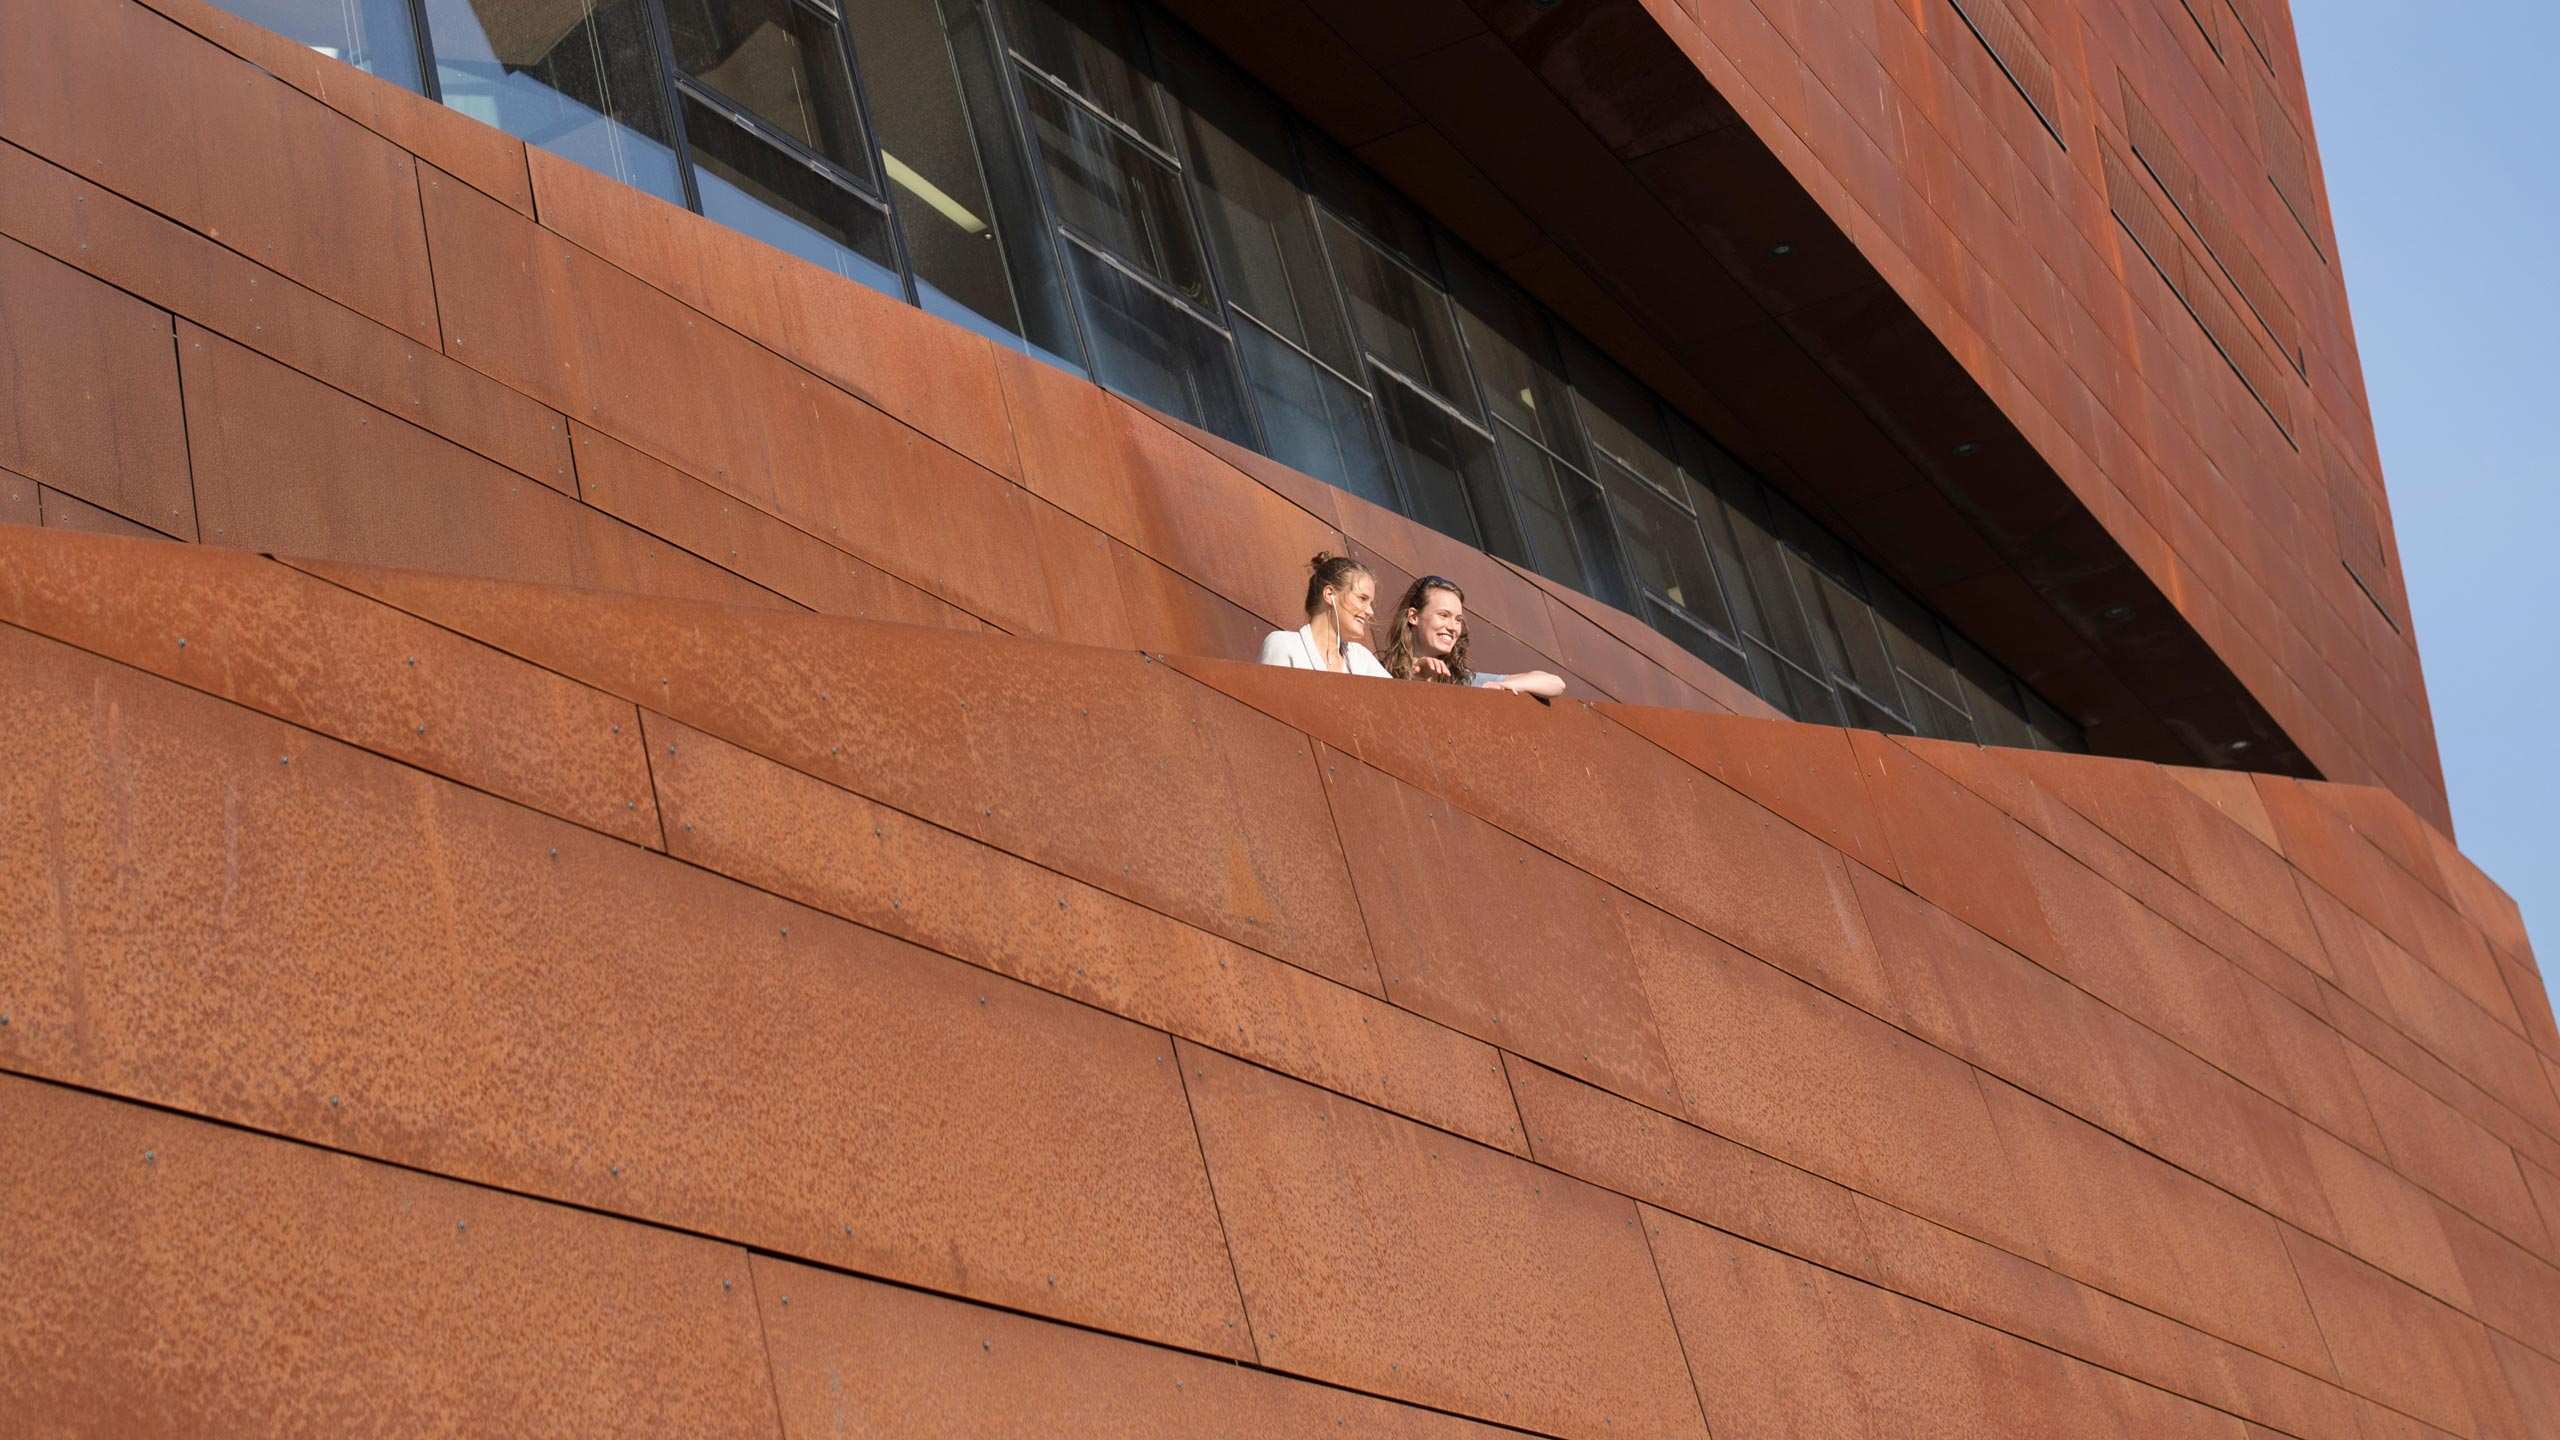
[1382,576,1471,684]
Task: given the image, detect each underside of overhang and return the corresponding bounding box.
[1158,0,2314,779]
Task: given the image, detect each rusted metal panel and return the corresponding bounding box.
[0,237,192,538]
[0,1074,784,1440]
[0,525,661,845]
[0,0,439,344]
[0,140,571,492]
[0,623,1251,1359]
[291,560,1384,995]
[1179,1042,1710,1438]
[644,711,1521,1151]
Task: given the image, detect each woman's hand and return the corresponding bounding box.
[1418,656,1451,678]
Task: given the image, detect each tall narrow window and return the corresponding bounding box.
[1001,0,1251,439]
[843,0,1046,352]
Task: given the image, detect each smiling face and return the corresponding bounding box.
[1409,586,1465,658]
[1330,572,1378,643]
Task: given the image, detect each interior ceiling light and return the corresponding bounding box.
[1952,441,1981,457]
[883,152,988,235]
[1769,242,1796,256]
[2101,604,2135,622]
[2228,739,2254,753]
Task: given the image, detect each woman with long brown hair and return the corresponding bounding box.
[1257,552,1391,676]
[1380,575,1566,697]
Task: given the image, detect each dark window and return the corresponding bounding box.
[425,0,684,202]
[1234,314,1393,507]
[1061,238,1253,440]
[1020,74,1208,301]
[664,0,870,179]
[680,92,898,290]
[842,0,1031,346]
[1375,375,1511,555]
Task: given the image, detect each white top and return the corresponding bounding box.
[1259,624,1391,678]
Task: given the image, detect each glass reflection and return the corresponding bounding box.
[228,0,421,85]
[424,0,684,202]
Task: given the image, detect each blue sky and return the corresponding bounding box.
[2293,4,2559,951]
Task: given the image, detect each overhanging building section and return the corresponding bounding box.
[1160,0,2437,822]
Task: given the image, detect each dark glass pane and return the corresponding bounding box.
[1771,654,1845,725]
[1718,477,1827,677]
[1840,685,1917,736]
[1323,214,1476,409]
[1022,76,1209,302]
[1647,598,1757,693]
[1859,558,1969,707]
[844,0,1027,343]
[1446,246,1584,466]
[939,0,1082,366]
[1156,27,1353,371]
[228,0,421,87]
[1779,529,1907,722]
[427,0,684,202]
[1564,334,1680,495]
[665,0,869,177]
[1605,465,1734,640]
[683,96,901,293]
[1492,425,1590,594]
[1949,632,2038,748]
[1375,373,1510,555]
[1235,316,1394,508]
[2026,691,2086,752]
[1905,684,1977,742]
[1303,136,1436,271]
[1063,238,1254,442]
[999,0,1166,144]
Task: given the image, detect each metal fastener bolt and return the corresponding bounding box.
[456,1221,467,1233]
[176,637,188,649]
[723,1280,733,1292]
[278,756,290,766]
[415,724,426,735]
[329,1095,340,1108]
[548,848,559,859]
[144,1150,156,1165]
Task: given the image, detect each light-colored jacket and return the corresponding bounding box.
[1258,624,1391,678]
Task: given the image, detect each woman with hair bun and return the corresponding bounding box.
[1257,552,1391,677]
[1380,575,1567,698]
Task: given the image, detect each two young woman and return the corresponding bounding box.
[1257,552,1565,697]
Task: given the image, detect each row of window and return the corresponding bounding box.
[226,0,2085,751]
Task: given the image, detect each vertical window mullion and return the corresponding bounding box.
[640,0,705,212]
[826,0,921,304]
[981,0,1100,376]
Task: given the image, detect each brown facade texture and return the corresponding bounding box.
[3,0,2554,1436]
[1156,0,2436,822]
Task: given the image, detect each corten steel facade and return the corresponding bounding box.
[1,0,2555,1436]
